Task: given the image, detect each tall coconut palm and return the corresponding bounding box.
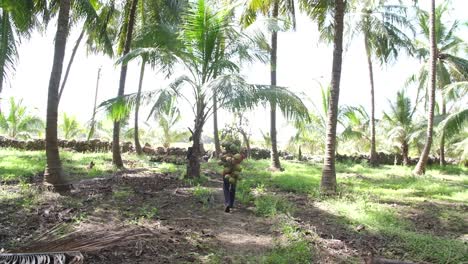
[407,3,468,166]
[314,0,346,194]
[115,0,183,155]
[102,0,308,178]
[348,0,414,166]
[57,0,116,103]
[0,0,35,112]
[241,0,297,170]
[112,0,138,168]
[44,0,72,192]
[0,97,43,139]
[412,0,436,175]
[87,67,101,141]
[290,85,346,156]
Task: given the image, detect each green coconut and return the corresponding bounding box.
[233,153,242,160]
[229,177,237,184]
[233,164,242,172]
[223,167,232,174]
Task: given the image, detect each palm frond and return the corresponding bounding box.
[212,74,309,122]
[438,107,468,139]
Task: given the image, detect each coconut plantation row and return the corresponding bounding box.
[0,0,467,263]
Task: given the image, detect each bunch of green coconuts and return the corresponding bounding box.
[218,140,245,184]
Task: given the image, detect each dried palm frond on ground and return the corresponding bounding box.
[15,227,154,253]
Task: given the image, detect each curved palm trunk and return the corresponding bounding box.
[213,91,221,157]
[402,140,409,166]
[270,0,281,170]
[321,0,345,194]
[44,0,71,192]
[87,67,101,141]
[413,0,436,175]
[240,129,251,158]
[439,98,446,166]
[134,60,145,155]
[58,27,85,104]
[364,33,377,166]
[112,0,138,168]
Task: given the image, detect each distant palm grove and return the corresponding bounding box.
[0,0,467,194]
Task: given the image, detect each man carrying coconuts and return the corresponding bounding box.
[218,140,245,213]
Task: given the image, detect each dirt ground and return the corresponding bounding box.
[0,166,465,263]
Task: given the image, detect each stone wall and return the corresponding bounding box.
[0,136,133,153]
[1,137,452,166]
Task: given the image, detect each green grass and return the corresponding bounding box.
[254,193,295,217]
[261,217,314,264]
[0,149,149,182]
[1,149,466,263]
[191,184,215,208]
[0,149,45,181]
[203,159,468,263]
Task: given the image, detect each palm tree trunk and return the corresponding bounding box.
[0,10,10,114]
[402,140,409,166]
[112,0,138,168]
[270,0,281,170]
[134,59,145,155]
[439,97,446,166]
[413,0,436,175]
[87,67,101,141]
[213,90,221,157]
[364,33,377,166]
[240,129,251,159]
[44,0,71,192]
[187,115,204,178]
[321,0,345,195]
[58,27,85,104]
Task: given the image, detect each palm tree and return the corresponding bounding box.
[348,0,414,166]
[0,97,43,139]
[57,0,115,103]
[241,0,297,170]
[438,105,468,164]
[290,85,346,156]
[102,0,308,178]
[60,113,82,140]
[112,0,139,168]
[315,0,346,194]
[115,0,182,155]
[382,90,419,166]
[87,67,101,141]
[153,96,182,148]
[414,0,451,174]
[408,3,468,167]
[341,105,371,154]
[44,0,72,192]
[0,0,35,112]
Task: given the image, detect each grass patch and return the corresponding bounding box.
[191,185,215,208]
[254,193,295,217]
[0,150,45,181]
[0,149,152,182]
[262,217,314,264]
[210,159,467,263]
